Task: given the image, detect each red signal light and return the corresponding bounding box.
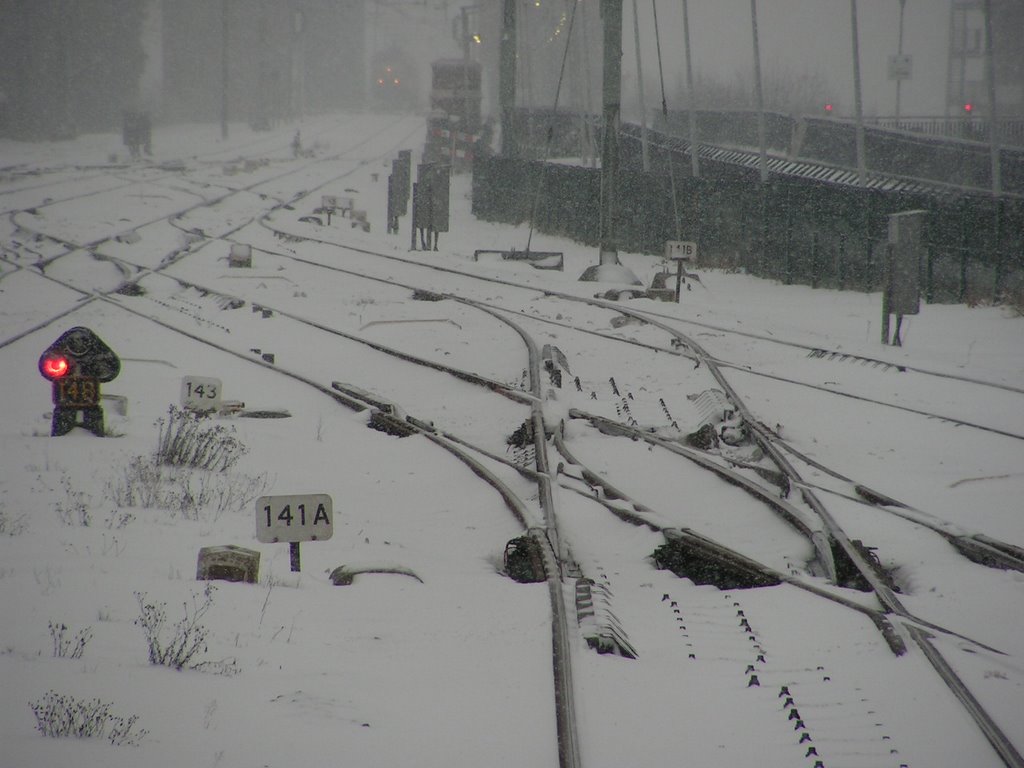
[824,103,833,113]
[40,354,70,379]
[963,103,973,113]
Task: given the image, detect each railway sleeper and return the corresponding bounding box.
[506,419,534,448]
[653,528,782,590]
[411,289,445,302]
[367,409,416,438]
[575,578,638,659]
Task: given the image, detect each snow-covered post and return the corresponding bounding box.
[883,210,925,346]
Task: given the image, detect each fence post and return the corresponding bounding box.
[925,242,935,304]
[758,184,769,276]
[783,184,794,284]
[862,193,877,290]
[958,200,969,304]
[992,197,1006,302]
[811,232,820,288]
[837,233,847,290]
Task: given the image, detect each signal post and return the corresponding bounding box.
[38,327,121,437]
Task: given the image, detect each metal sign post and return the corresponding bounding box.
[387,150,412,235]
[256,494,334,572]
[320,195,339,226]
[884,210,926,346]
[412,163,450,251]
[666,240,697,302]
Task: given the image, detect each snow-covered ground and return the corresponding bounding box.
[1,114,1022,768]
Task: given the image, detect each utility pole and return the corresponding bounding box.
[631,0,649,171]
[599,0,623,266]
[499,0,517,156]
[982,0,1001,196]
[850,0,866,187]
[293,9,306,121]
[895,0,906,122]
[580,0,640,284]
[682,0,699,178]
[750,0,767,184]
[221,0,229,140]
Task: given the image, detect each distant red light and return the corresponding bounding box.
[963,103,973,112]
[41,355,70,379]
[824,103,833,113]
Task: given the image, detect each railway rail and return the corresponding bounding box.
[3,118,1022,767]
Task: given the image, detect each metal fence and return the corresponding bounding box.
[473,118,1024,305]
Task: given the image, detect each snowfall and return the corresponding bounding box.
[1,113,1022,768]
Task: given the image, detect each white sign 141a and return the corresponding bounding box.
[256,494,333,543]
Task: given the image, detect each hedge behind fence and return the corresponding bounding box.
[472,127,1024,305]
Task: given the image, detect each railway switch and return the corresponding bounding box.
[38,327,121,437]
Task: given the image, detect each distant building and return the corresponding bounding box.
[0,0,146,139]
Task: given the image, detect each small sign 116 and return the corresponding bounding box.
[256,494,333,543]
[181,376,222,411]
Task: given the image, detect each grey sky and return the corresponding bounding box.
[625,0,951,116]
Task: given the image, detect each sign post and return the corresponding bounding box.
[320,195,338,225]
[256,494,333,572]
[883,210,925,346]
[666,240,697,302]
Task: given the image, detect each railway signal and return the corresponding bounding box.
[38,327,120,437]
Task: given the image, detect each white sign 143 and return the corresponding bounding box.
[181,376,222,410]
[256,494,334,543]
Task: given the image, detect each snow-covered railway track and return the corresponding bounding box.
[254,204,1024,445]
[0,116,423,348]
[3,296,569,767]
[223,189,1023,766]
[575,305,1024,768]
[8,232,586,765]
[0,113,366,217]
[5,116,1020,766]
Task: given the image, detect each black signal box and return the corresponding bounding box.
[38,327,120,436]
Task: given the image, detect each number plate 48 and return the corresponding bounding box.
[256,494,333,543]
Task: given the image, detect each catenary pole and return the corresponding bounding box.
[851,0,867,187]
